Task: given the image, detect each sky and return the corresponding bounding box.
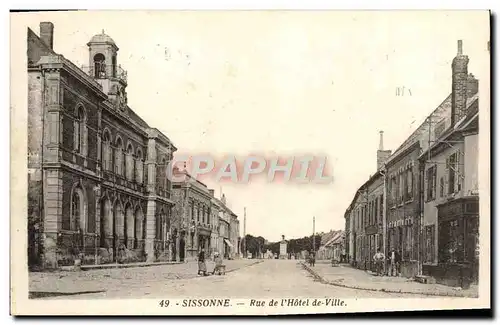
[17,10,489,242]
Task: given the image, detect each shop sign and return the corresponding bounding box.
[388,216,413,228]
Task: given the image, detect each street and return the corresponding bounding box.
[30,259,440,299]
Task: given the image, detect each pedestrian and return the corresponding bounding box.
[388,249,395,276]
[373,249,385,276]
[198,249,207,276]
[394,249,401,276]
[212,252,225,275]
[310,251,316,267]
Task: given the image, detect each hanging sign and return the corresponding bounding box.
[388,216,413,228]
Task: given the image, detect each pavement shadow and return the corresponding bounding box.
[29,290,106,299]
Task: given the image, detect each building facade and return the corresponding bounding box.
[230,214,241,258]
[209,193,221,258]
[418,41,479,287]
[171,171,218,261]
[28,23,176,269]
[385,142,421,278]
[343,40,480,287]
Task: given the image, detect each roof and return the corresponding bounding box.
[320,230,344,247]
[88,31,117,46]
[344,170,382,217]
[128,108,150,128]
[320,230,337,245]
[386,94,451,166]
[419,95,479,159]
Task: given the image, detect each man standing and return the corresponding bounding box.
[198,249,207,276]
[388,249,399,276]
[373,249,385,276]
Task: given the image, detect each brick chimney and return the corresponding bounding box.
[467,73,479,98]
[377,131,392,170]
[451,40,469,125]
[39,22,54,50]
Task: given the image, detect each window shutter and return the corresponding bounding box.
[73,120,79,151]
[83,124,88,156]
[456,152,461,192]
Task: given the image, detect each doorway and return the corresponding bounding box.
[179,237,185,262]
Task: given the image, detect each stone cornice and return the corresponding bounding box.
[37,55,107,101]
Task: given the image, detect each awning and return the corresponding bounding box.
[224,239,234,248]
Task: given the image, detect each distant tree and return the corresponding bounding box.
[244,234,266,258]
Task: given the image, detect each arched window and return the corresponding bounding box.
[114,202,124,238]
[197,203,201,223]
[136,148,144,184]
[70,185,86,231]
[125,204,134,248]
[134,206,144,249]
[100,198,112,246]
[115,137,124,176]
[156,210,164,240]
[126,144,134,181]
[93,53,106,79]
[112,55,117,78]
[102,130,112,171]
[74,106,87,155]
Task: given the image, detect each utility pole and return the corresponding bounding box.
[243,207,246,258]
[312,216,316,253]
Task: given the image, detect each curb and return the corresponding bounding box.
[60,261,183,272]
[225,260,263,274]
[300,262,476,298]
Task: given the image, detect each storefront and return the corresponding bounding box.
[364,225,381,272]
[387,215,419,278]
[424,196,479,288]
[223,238,233,259]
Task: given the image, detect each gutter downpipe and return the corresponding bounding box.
[381,164,388,275]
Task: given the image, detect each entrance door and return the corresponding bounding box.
[179,237,185,262]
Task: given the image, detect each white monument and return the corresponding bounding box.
[279,235,288,259]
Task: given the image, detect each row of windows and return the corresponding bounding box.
[387,225,418,261]
[72,105,172,190]
[353,193,384,231]
[355,234,382,262]
[68,183,172,248]
[190,201,212,225]
[388,168,414,207]
[425,151,463,202]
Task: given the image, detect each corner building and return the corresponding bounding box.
[27,22,177,269]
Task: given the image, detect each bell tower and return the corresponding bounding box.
[87,30,128,111]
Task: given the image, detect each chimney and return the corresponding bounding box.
[39,22,54,50]
[467,73,479,98]
[378,130,384,151]
[451,40,469,125]
[209,189,215,197]
[377,131,392,170]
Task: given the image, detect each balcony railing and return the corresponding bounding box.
[81,64,128,84]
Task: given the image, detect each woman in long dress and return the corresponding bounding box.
[198,249,207,276]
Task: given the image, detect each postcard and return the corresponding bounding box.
[10,10,491,315]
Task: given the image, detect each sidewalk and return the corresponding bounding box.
[60,260,181,271]
[29,259,262,297]
[302,262,478,298]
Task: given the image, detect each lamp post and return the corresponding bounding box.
[189,220,196,259]
[312,216,316,253]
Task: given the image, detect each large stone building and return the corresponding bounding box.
[230,213,241,259]
[27,22,177,269]
[216,194,240,259]
[343,40,480,286]
[171,170,217,261]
